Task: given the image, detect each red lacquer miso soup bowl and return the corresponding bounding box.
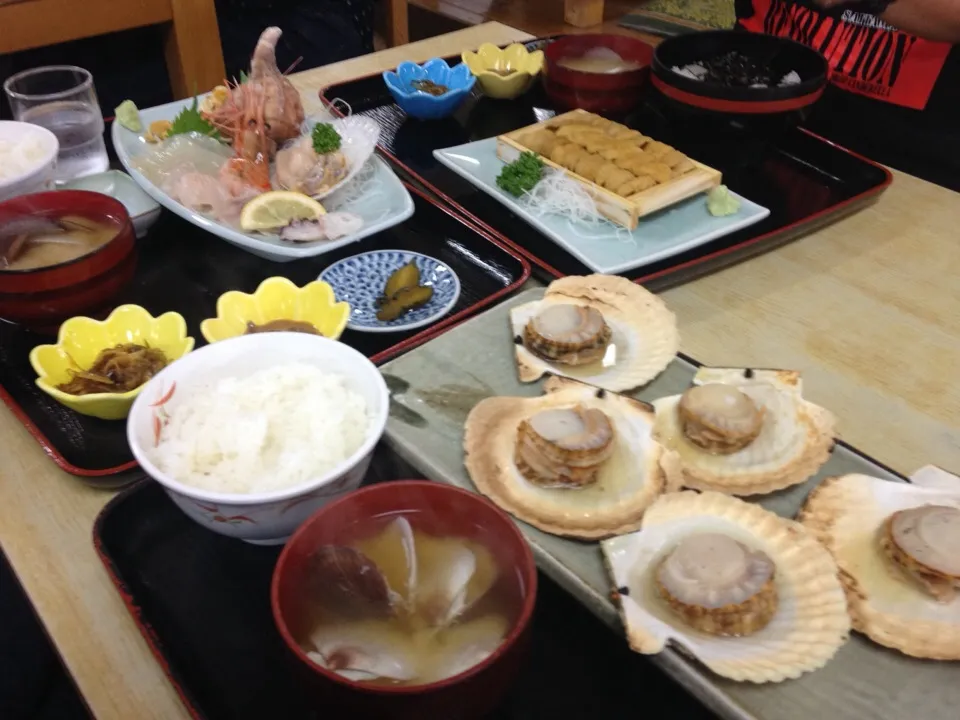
[272,480,538,720]
[543,33,654,114]
[0,190,136,333]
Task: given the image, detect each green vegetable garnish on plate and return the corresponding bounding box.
[312,123,342,154]
[115,100,142,132]
[168,96,221,140]
[496,151,544,197]
[706,185,741,217]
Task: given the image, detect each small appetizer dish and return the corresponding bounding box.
[383,58,477,120]
[200,276,350,344]
[509,275,679,392]
[799,473,960,660]
[602,491,850,682]
[652,367,836,496]
[61,170,161,239]
[29,304,194,420]
[464,376,669,539]
[462,42,544,100]
[320,250,461,333]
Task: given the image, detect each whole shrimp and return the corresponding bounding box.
[217,82,272,194]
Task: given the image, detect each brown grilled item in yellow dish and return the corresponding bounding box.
[516,113,697,198]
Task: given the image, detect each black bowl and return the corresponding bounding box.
[651,30,828,127]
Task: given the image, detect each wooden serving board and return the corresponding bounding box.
[497,109,721,230]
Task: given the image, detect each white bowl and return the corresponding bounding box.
[127,333,390,545]
[0,121,59,202]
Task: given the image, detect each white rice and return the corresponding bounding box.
[150,362,373,495]
[0,133,52,181]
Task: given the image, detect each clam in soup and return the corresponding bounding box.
[2,215,120,271]
[302,515,515,686]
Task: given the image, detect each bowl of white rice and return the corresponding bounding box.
[127,332,390,545]
[0,121,59,202]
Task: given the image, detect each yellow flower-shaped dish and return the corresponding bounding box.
[29,305,195,420]
[200,277,349,345]
[462,43,544,99]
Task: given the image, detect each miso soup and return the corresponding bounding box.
[301,514,519,687]
[4,215,119,271]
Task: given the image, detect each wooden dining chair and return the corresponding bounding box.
[0,0,226,100]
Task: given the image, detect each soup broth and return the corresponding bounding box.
[301,514,517,687]
[4,215,119,271]
[558,47,642,74]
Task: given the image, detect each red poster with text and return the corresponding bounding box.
[742,0,951,110]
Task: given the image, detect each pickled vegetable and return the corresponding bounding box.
[381,261,420,303]
[377,285,434,321]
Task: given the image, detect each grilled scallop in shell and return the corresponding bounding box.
[515,404,615,488]
[522,304,613,366]
[880,505,960,603]
[799,473,960,660]
[678,384,765,455]
[655,533,778,636]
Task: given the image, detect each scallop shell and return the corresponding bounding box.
[653,368,835,495]
[510,275,679,392]
[798,473,960,660]
[463,376,667,539]
[602,491,850,683]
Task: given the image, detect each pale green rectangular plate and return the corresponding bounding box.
[379,288,957,720]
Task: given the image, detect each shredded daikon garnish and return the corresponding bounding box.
[520,169,636,245]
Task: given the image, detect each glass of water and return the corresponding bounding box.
[4,66,109,182]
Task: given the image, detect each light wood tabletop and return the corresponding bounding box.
[0,20,957,720]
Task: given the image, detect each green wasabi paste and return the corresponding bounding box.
[707,185,740,217]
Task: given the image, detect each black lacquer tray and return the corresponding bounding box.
[0,185,529,477]
[321,39,892,288]
[94,445,715,720]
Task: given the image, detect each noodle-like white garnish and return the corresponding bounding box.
[520,170,636,245]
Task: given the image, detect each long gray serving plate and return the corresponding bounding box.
[379,288,957,720]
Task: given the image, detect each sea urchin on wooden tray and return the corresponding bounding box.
[497,110,721,230]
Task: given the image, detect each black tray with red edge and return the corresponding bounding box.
[0,184,529,478]
[321,38,891,288]
[93,445,716,720]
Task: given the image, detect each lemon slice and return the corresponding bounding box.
[240,191,326,232]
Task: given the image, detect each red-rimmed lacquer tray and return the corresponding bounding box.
[93,444,716,720]
[0,183,529,477]
[320,38,892,290]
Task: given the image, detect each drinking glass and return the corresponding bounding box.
[4,66,109,182]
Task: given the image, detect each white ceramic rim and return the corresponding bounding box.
[0,121,59,190]
[319,249,462,334]
[126,334,391,506]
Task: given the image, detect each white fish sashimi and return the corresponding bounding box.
[278,212,364,243]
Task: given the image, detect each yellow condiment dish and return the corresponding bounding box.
[462,43,545,100]
[29,305,195,420]
[200,277,350,344]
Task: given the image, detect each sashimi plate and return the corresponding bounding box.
[434,138,769,275]
[113,97,414,263]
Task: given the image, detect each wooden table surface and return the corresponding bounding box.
[0,21,957,720]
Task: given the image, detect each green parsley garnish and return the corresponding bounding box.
[311,123,342,154]
[168,96,221,140]
[496,152,544,197]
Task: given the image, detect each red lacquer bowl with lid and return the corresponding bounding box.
[272,480,538,720]
[0,190,136,333]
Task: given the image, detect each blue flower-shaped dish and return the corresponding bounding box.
[319,250,461,333]
[382,58,476,120]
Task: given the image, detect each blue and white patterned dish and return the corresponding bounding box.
[383,58,476,120]
[319,250,461,333]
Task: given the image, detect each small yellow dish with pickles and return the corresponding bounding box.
[462,43,545,100]
[200,276,349,344]
[29,305,194,420]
